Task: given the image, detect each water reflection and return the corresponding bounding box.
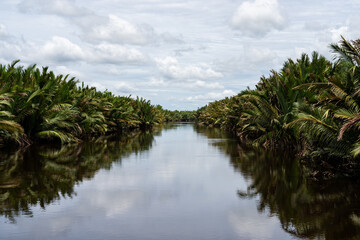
[195,126,360,240]
[2,124,360,240]
[0,130,156,223]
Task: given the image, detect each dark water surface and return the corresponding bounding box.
[1,123,360,240]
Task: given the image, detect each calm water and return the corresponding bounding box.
[0,123,360,240]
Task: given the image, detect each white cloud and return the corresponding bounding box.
[304,21,329,32]
[0,24,9,39]
[147,77,167,87]
[0,24,23,61]
[114,81,137,93]
[330,26,349,42]
[174,47,194,56]
[161,32,184,44]
[0,42,23,61]
[192,80,224,90]
[185,89,235,102]
[18,0,90,17]
[38,36,85,62]
[87,81,137,95]
[293,47,310,58]
[2,0,358,110]
[214,47,277,73]
[90,43,147,64]
[46,0,89,17]
[23,36,146,65]
[155,56,223,80]
[82,15,155,45]
[145,77,224,91]
[53,65,83,78]
[230,0,286,37]
[88,82,107,91]
[19,1,157,46]
[246,47,276,65]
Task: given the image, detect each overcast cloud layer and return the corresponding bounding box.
[0,0,359,110]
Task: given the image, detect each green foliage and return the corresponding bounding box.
[196,36,360,161]
[162,109,196,122]
[0,61,174,146]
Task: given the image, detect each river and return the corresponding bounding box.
[0,123,360,240]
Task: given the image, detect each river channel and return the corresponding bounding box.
[0,123,360,240]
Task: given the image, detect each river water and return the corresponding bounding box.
[0,123,360,240]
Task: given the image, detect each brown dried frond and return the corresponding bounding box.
[338,114,360,140]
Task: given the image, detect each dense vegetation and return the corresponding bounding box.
[162,110,196,122]
[0,61,194,147]
[196,36,360,170]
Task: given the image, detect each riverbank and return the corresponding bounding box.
[195,37,360,179]
[0,61,195,147]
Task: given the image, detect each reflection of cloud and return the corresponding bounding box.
[49,216,73,233]
[89,190,143,217]
[0,125,297,239]
[228,210,283,239]
[152,162,177,182]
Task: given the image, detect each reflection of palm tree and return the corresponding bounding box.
[235,149,360,239]
[0,130,155,223]
[195,127,360,240]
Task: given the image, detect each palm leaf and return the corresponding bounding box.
[37,130,78,144]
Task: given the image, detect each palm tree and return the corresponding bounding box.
[0,93,26,145]
[330,36,360,66]
[0,60,167,146]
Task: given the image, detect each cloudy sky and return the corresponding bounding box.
[0,0,359,110]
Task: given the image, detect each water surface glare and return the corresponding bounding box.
[1,123,360,239]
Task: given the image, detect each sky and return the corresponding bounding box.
[0,0,359,110]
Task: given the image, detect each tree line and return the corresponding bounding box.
[0,61,194,146]
[196,36,360,167]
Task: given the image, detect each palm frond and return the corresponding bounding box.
[37,130,79,144]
